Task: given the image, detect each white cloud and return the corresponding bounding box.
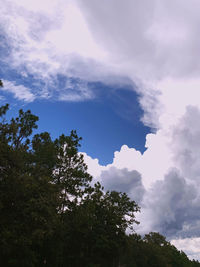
[77,0,200,80]
[76,0,200,128]
[86,132,173,189]
[1,0,110,87]
[171,237,200,261]
[57,78,94,102]
[2,0,135,103]
[170,106,200,182]
[1,80,35,102]
[44,3,107,61]
[2,0,200,109]
[82,153,105,180]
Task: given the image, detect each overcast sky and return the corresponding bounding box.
[1,0,200,260]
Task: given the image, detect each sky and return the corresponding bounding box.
[1,0,200,260]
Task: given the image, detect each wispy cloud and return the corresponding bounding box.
[0,0,116,102]
[1,80,35,102]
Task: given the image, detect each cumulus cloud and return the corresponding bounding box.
[171,106,200,182]
[83,106,200,260]
[82,152,105,180]
[103,135,173,189]
[138,168,199,237]
[100,167,145,204]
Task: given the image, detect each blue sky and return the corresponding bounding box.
[2,0,200,260]
[0,68,150,165]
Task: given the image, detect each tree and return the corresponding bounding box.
[61,182,140,266]
[0,105,59,266]
[0,104,92,266]
[0,103,199,267]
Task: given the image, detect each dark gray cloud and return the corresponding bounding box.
[141,168,200,238]
[100,167,145,204]
[171,106,200,181]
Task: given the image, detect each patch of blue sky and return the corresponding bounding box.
[0,33,151,164]
[1,74,151,164]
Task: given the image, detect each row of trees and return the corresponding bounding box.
[0,81,199,266]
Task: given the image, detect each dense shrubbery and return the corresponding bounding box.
[0,96,199,266]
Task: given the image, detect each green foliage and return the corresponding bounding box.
[120,232,200,267]
[60,182,139,266]
[0,104,199,267]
